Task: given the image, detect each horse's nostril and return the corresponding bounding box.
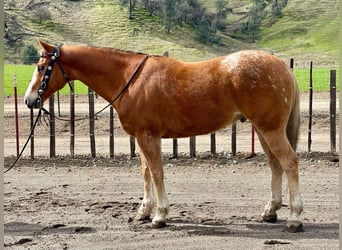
[25,99,28,105]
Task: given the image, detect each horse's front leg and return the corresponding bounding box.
[136,134,169,228]
[135,153,155,221]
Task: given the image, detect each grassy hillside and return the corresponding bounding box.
[258,0,339,63]
[4,0,239,63]
[4,0,339,64]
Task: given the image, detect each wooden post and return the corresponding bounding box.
[30,109,34,159]
[49,95,56,158]
[190,136,196,157]
[290,58,294,71]
[330,69,336,153]
[88,88,96,158]
[250,126,256,157]
[57,91,61,117]
[172,138,178,158]
[13,74,19,157]
[70,81,75,157]
[130,136,136,157]
[210,133,216,155]
[231,124,236,156]
[109,107,114,158]
[308,61,313,152]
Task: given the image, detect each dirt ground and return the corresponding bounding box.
[3,153,339,249]
[3,92,340,249]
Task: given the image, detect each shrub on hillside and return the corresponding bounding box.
[22,45,39,64]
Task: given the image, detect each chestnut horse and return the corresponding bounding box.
[24,40,303,232]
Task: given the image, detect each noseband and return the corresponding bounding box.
[37,44,72,104]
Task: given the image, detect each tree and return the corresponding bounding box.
[141,0,162,16]
[246,0,268,42]
[270,0,288,17]
[22,45,39,64]
[4,22,9,41]
[119,0,139,19]
[215,0,229,32]
[33,6,51,24]
[196,16,220,44]
[174,0,191,27]
[164,0,176,33]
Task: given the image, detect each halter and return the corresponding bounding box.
[38,44,73,104]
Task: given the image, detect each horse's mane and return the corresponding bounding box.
[81,44,163,58]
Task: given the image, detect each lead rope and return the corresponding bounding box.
[4,108,43,173]
[4,54,150,173]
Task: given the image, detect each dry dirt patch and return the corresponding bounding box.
[4,152,339,249]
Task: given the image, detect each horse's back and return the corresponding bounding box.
[119,50,297,138]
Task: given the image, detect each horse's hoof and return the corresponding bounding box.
[135,214,151,221]
[283,223,304,233]
[261,213,277,223]
[151,221,167,229]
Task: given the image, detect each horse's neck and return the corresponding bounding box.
[63,46,143,103]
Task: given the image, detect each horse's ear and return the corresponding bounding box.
[38,39,54,52]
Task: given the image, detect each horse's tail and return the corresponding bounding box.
[286,76,300,151]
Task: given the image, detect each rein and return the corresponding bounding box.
[4,109,43,173]
[4,49,150,173]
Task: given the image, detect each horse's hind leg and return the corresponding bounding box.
[259,129,303,232]
[257,132,283,223]
[136,133,169,228]
[135,153,155,221]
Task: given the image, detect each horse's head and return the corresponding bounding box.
[24,39,69,109]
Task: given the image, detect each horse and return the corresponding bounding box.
[24,39,303,232]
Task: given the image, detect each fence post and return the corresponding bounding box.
[250,127,256,157]
[231,124,236,156]
[210,133,216,155]
[88,88,96,158]
[290,58,294,71]
[109,107,114,158]
[330,69,336,153]
[190,136,196,157]
[13,74,19,157]
[308,61,313,152]
[30,109,34,159]
[173,138,178,158]
[57,91,61,117]
[130,136,136,157]
[49,95,56,158]
[70,81,75,157]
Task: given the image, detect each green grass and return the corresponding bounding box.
[293,67,340,92]
[5,64,338,97]
[4,64,88,96]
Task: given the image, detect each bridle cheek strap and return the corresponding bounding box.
[38,44,73,99]
[38,54,56,97]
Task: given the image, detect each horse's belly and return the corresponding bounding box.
[160,110,240,138]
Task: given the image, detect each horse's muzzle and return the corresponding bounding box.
[25,96,42,109]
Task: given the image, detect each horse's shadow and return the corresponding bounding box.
[162,217,338,240]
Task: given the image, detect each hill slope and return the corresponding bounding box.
[258,0,339,63]
[4,0,339,64]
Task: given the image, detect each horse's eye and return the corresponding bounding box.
[37,65,45,73]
